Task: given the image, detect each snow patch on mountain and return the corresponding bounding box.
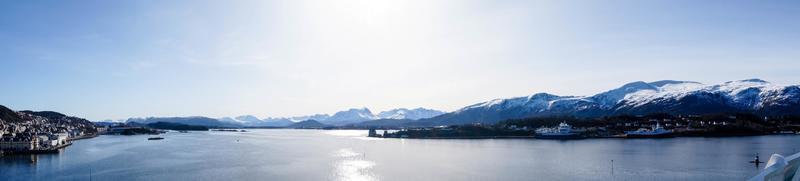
[460,93,567,112]
[287,114,331,122]
[217,107,446,127]
[591,81,658,108]
[324,108,378,124]
[218,115,295,127]
[620,79,793,109]
[377,108,445,120]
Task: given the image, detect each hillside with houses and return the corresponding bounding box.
[0,105,97,154]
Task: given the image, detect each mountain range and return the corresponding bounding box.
[102,79,800,128]
[223,107,445,126]
[119,107,446,128]
[423,79,800,125]
[125,117,241,128]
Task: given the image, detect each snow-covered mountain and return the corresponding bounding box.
[426,79,800,125]
[128,116,240,127]
[287,114,330,122]
[377,108,446,120]
[218,115,294,127]
[235,115,261,123]
[212,108,444,127]
[319,107,446,125]
[321,108,379,126]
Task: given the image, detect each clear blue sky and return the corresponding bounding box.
[1,0,799,121]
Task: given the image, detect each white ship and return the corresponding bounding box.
[535,122,582,139]
[625,122,674,138]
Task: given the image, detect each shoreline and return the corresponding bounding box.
[67,134,98,141]
[2,134,98,156]
[2,142,73,155]
[396,136,537,139]
[376,133,797,140]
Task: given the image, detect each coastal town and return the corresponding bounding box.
[0,105,98,155]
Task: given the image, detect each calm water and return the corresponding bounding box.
[2,129,800,181]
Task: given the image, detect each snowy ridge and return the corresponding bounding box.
[619,79,795,109]
[377,108,445,120]
[460,93,568,112]
[218,107,445,126]
[323,108,379,125]
[434,79,800,125]
[218,115,296,127]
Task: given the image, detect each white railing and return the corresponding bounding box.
[748,152,800,181]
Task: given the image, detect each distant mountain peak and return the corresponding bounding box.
[321,107,379,125]
[126,116,239,128]
[648,80,702,87]
[212,107,444,127]
[234,115,260,121]
[591,81,659,107]
[737,78,769,83]
[377,108,445,120]
[620,81,658,91]
[348,107,371,111]
[529,93,559,99]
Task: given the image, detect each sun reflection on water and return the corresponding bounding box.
[325,130,369,137]
[333,148,377,181]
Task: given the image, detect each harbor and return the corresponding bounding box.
[376,113,800,140]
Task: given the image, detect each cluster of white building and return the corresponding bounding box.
[0,132,68,151]
[1,116,82,152]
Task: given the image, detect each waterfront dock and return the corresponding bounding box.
[67,134,98,141]
[3,142,72,155]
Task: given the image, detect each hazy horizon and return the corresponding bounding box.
[2,0,799,120]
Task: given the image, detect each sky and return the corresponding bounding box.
[1,0,799,121]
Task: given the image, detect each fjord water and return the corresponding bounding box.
[2,130,799,181]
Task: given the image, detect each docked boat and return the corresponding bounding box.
[535,122,583,139]
[625,123,674,138]
[147,137,164,140]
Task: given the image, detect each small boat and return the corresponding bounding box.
[147,137,164,140]
[625,123,674,138]
[535,122,583,139]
